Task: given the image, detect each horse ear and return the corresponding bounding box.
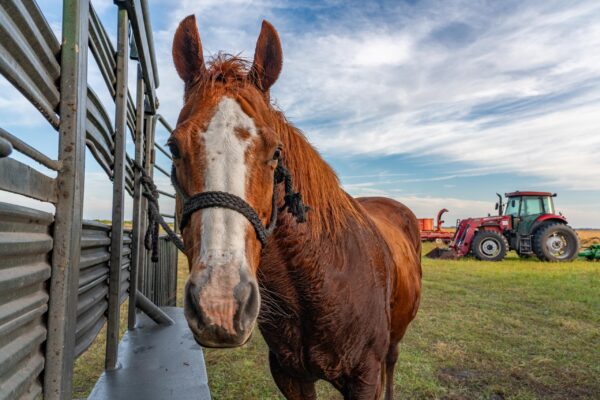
[250,20,283,93]
[172,15,205,86]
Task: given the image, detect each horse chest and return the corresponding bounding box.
[257,258,390,380]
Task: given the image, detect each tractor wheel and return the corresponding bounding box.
[472,231,508,261]
[533,223,580,262]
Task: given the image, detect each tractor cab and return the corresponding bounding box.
[503,191,556,218]
[503,192,557,236]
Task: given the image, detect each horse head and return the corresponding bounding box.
[171,15,284,347]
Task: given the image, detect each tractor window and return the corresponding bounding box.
[505,198,520,216]
[542,197,555,214]
[521,197,543,216]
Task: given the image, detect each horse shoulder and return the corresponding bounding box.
[356,197,422,336]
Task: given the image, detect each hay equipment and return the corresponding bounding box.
[419,208,453,243]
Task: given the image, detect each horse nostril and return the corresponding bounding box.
[185,281,203,322]
[236,279,259,332]
[236,279,252,304]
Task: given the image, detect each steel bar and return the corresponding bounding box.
[153,163,170,178]
[129,65,145,330]
[0,158,58,203]
[0,1,61,128]
[87,88,116,149]
[3,0,60,77]
[114,0,157,112]
[157,189,176,199]
[127,92,137,139]
[154,142,172,160]
[43,0,89,398]
[157,114,174,133]
[0,136,13,158]
[140,0,159,87]
[105,7,129,371]
[85,139,113,179]
[0,127,60,170]
[88,3,116,97]
[135,291,174,325]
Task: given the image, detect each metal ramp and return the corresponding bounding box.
[88,308,211,400]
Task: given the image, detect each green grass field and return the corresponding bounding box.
[74,242,600,399]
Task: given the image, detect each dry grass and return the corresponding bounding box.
[578,229,600,245]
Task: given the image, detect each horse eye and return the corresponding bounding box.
[168,141,180,159]
[272,148,282,160]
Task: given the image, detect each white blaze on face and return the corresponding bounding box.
[193,97,257,333]
[199,96,257,269]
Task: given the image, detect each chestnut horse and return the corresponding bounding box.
[170,16,422,399]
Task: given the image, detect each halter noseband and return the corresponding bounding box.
[171,162,308,247]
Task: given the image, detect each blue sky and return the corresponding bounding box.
[1,0,599,227]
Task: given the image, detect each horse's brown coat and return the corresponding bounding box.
[171,15,421,399]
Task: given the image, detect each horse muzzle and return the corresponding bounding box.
[184,264,259,348]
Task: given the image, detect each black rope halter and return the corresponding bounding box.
[134,159,309,261]
[172,161,309,247]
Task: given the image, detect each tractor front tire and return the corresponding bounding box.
[472,231,508,261]
[533,223,580,262]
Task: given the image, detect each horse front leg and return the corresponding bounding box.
[340,360,384,400]
[269,351,317,400]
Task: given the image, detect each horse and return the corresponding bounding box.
[170,15,422,399]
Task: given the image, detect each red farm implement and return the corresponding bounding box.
[419,208,454,243]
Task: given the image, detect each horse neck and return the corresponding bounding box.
[274,116,366,240]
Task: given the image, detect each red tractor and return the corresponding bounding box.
[429,191,580,262]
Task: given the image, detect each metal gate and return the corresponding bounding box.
[0,1,178,399]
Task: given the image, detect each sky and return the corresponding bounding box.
[0,0,599,228]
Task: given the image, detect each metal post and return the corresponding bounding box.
[106,6,129,370]
[128,65,145,330]
[44,0,89,398]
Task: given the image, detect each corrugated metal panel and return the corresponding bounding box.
[141,236,177,307]
[0,202,52,400]
[75,221,110,358]
[0,0,61,128]
[120,230,132,304]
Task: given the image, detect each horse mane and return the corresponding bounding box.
[193,53,367,237]
[273,115,367,237]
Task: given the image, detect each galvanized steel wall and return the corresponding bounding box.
[0,202,53,400]
[141,236,178,307]
[74,223,132,358]
[0,0,176,397]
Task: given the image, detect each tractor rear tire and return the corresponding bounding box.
[533,223,580,262]
[472,231,508,261]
